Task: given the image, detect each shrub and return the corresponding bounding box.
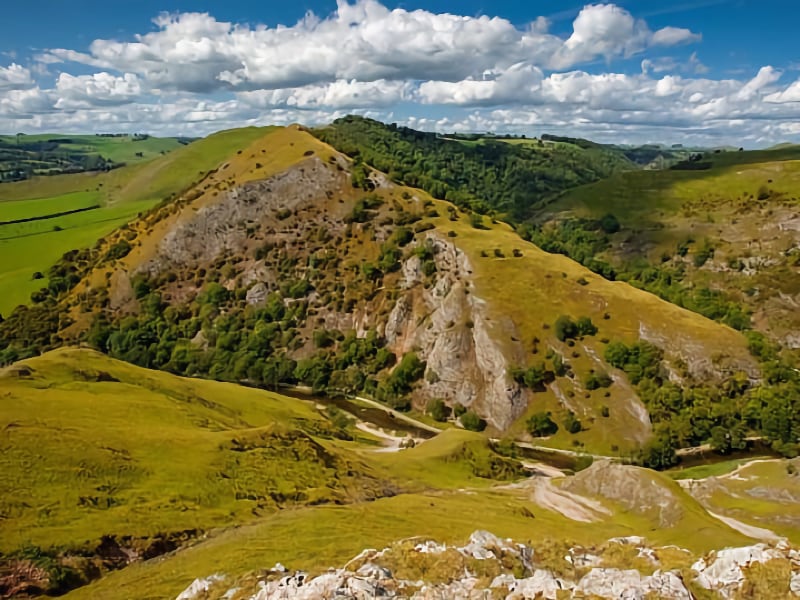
[460,410,486,431]
[526,412,558,437]
[563,411,582,434]
[426,398,448,422]
[554,315,578,342]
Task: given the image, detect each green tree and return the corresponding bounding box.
[527,412,558,437]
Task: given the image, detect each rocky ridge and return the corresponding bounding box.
[174,530,800,599]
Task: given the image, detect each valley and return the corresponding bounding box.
[1,120,800,598]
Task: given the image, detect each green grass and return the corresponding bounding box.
[0,191,101,221]
[0,134,185,170]
[668,457,764,480]
[0,199,153,314]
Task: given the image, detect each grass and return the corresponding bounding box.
[667,457,765,480]
[693,459,800,543]
[0,348,386,553]
[0,348,762,600]
[0,127,275,316]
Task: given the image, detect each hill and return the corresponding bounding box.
[0,348,768,599]
[0,127,272,316]
[528,148,800,359]
[0,124,769,465]
[313,115,635,221]
[0,133,188,182]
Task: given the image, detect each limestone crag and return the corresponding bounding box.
[385,235,526,430]
[178,530,800,599]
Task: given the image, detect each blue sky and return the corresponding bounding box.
[2,0,799,145]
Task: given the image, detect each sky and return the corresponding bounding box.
[1,0,799,146]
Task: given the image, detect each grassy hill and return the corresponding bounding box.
[0,124,765,465]
[0,127,272,316]
[0,348,756,599]
[533,147,800,353]
[313,116,635,220]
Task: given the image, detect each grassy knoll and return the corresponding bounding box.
[0,127,274,316]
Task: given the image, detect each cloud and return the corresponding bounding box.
[550,4,700,69]
[0,63,34,91]
[39,1,699,94]
[55,72,142,108]
[238,79,413,109]
[765,79,800,103]
[2,2,798,146]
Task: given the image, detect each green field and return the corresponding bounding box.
[0,127,274,317]
[0,134,187,179]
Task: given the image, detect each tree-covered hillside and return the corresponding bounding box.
[313,116,634,221]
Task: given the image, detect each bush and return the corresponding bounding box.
[453,403,467,418]
[526,412,558,437]
[554,315,578,342]
[426,398,449,422]
[563,411,582,434]
[460,410,486,431]
[469,212,488,229]
[575,316,597,336]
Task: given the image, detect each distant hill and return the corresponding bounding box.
[313,116,635,221]
[0,133,192,182]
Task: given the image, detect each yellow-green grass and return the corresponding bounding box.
[0,347,389,553]
[695,459,800,543]
[0,348,756,600]
[547,156,800,259]
[0,199,153,315]
[64,481,750,600]
[667,457,769,480]
[417,197,754,454]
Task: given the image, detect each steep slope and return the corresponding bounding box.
[535,149,800,353]
[0,127,272,316]
[0,124,760,458]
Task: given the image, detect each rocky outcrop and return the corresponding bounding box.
[179,530,800,599]
[137,156,345,277]
[385,235,527,430]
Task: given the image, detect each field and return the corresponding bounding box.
[0,348,754,600]
[0,127,274,316]
[0,134,187,181]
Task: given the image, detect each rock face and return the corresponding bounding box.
[385,235,527,430]
[692,543,789,598]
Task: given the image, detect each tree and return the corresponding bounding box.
[426,398,448,422]
[554,315,578,342]
[575,316,597,336]
[527,412,558,437]
[460,410,486,431]
[599,213,620,234]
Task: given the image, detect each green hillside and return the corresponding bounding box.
[0,127,273,316]
[0,348,752,599]
[313,115,635,220]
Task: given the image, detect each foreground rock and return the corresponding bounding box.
[173,530,800,599]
